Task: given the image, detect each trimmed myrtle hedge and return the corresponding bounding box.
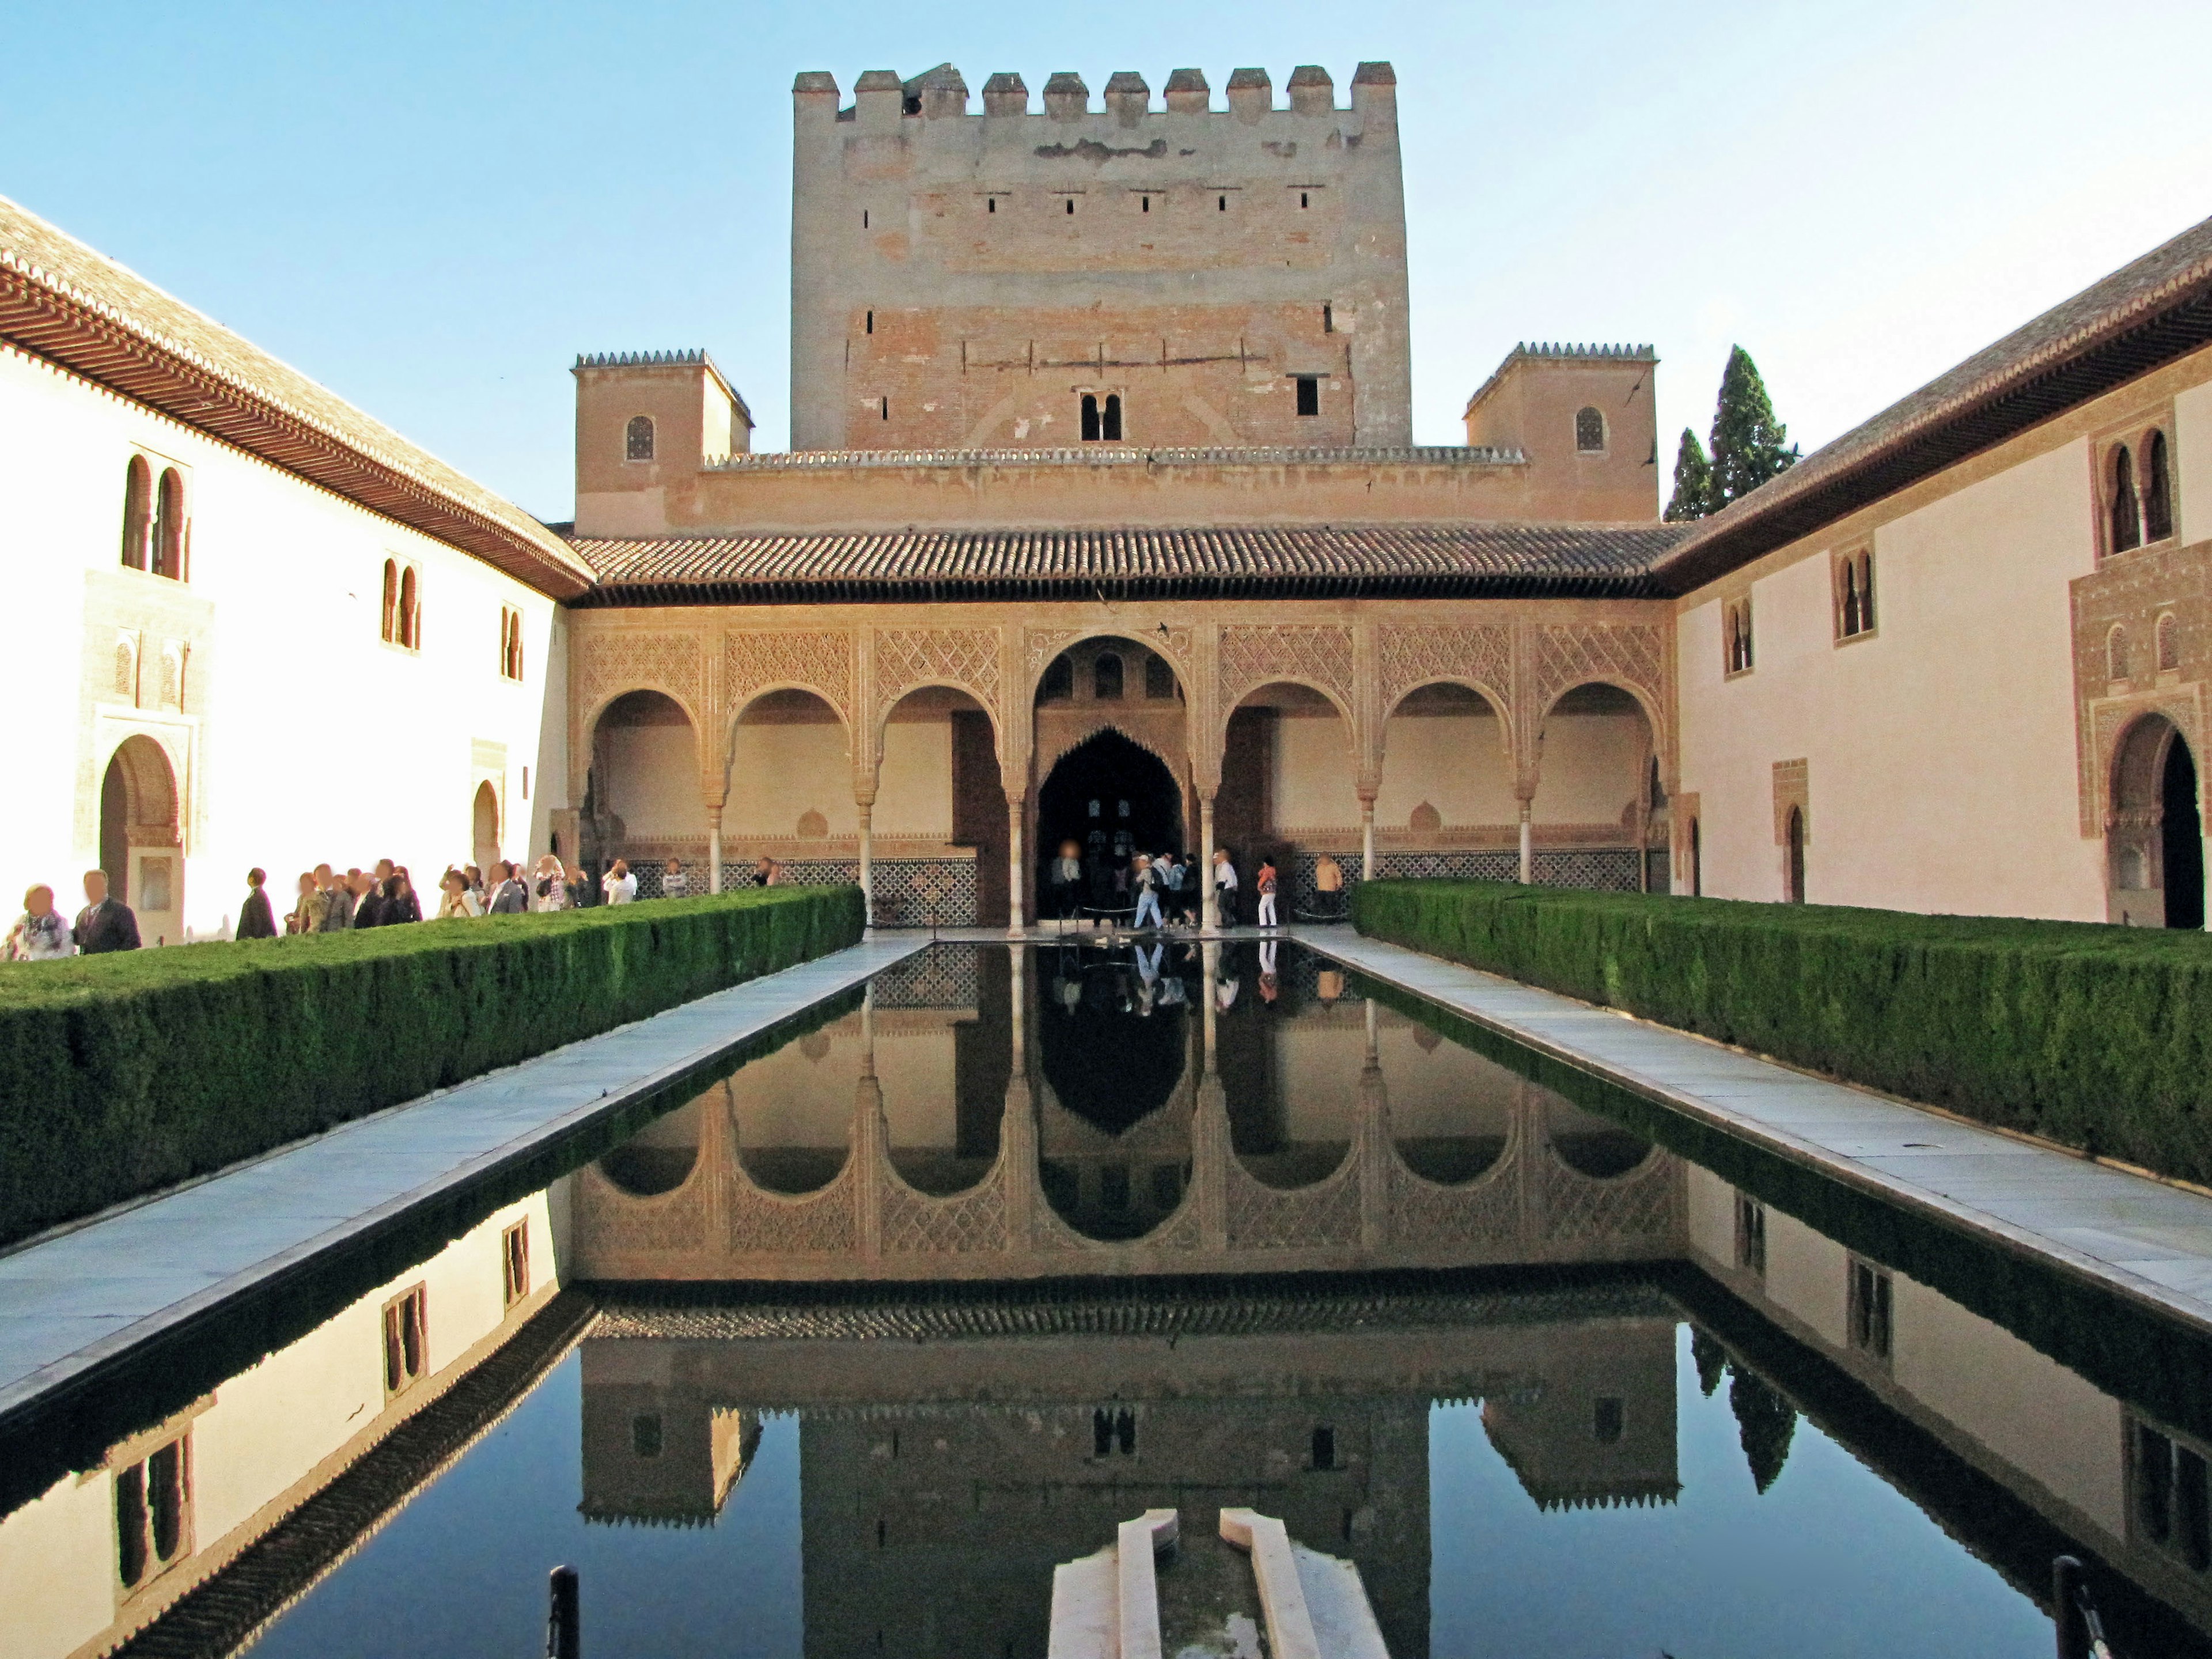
[0,887,863,1246]
[1352,879,2212,1186]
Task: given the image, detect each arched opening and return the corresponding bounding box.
[2166,736,2206,930]
[397,566,419,649]
[1377,681,1513,877]
[120,456,152,570]
[472,780,501,876]
[1080,393,1101,442]
[626,415,656,461]
[2109,713,2206,926]
[599,1096,703,1197]
[876,684,997,926]
[724,688,851,889]
[1219,681,1355,921]
[726,1025,860,1195]
[1544,1097,1653,1180]
[1037,731,1183,918]
[152,469,185,580]
[1103,393,1123,441]
[1215,945,1351,1190]
[380,559,399,643]
[1574,406,1605,452]
[2111,444,2142,554]
[2147,429,2175,542]
[586,690,703,887]
[1785,806,1806,904]
[1532,683,1655,891]
[1387,1012,1515,1187]
[99,734,182,940]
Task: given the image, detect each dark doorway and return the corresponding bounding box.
[1785,808,1806,904]
[2164,736,2205,929]
[1037,730,1181,907]
[100,755,129,902]
[950,710,1008,925]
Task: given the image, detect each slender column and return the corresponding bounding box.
[1518,800,1534,885]
[1199,793,1218,931]
[707,806,724,895]
[1359,796,1377,881]
[1006,793,1026,934]
[856,798,875,926]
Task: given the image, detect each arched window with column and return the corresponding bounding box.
[120,456,152,570]
[2109,624,2131,683]
[380,560,399,643]
[625,415,655,461]
[1103,393,1123,441]
[2146,429,2175,542]
[1080,394,1101,442]
[2111,444,2142,554]
[399,566,420,650]
[2159,612,2181,675]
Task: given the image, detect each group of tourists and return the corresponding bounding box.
[1044,842,1308,930]
[2,871,141,959]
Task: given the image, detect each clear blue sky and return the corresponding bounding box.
[5,1,2209,520]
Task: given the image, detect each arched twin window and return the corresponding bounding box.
[1724,597,1755,675]
[381,559,422,650]
[1836,550,1876,638]
[2107,427,2176,554]
[625,415,655,461]
[499,607,525,681]
[1080,393,1124,442]
[1575,406,1606,452]
[120,457,187,580]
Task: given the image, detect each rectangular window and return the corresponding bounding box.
[1296,376,1320,417]
[2134,1418,2212,1570]
[1323,302,1334,334]
[383,1285,428,1400]
[1848,1259,1893,1360]
[502,1220,530,1308]
[1734,1194,1767,1277]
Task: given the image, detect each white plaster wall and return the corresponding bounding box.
[1375,711,1516,826]
[1532,711,1646,826]
[1759,1210,1851,1349]
[1677,442,2104,916]
[1685,1166,1739,1266]
[0,347,560,938]
[0,1473,113,1659]
[1272,709,1359,828]
[727,718,855,838]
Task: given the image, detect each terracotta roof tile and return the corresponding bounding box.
[570,521,1683,606]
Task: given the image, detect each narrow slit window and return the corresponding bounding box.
[1300,190,1309,208]
[1735,1194,1766,1275]
[1218,194,1227,211]
[880,396,888,421]
[1064,197,1074,215]
[987,197,996,213]
[1103,393,1123,441]
[862,209,869,228]
[1141,195,1150,213]
[1849,1260,1893,1359]
[2147,429,2175,541]
[151,469,186,580]
[1311,1425,1336,1469]
[1296,376,1320,417]
[865,310,874,334]
[1323,302,1334,334]
[398,566,419,650]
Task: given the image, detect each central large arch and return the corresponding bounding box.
[1036,731,1183,916]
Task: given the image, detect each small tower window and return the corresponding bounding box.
[2159,612,2180,673]
[1103,393,1123,441]
[1081,393,1101,442]
[1218,195,1227,211]
[120,455,152,571]
[1300,191,1310,209]
[1725,597,1755,675]
[1575,406,1606,453]
[1323,302,1334,334]
[880,396,889,420]
[987,198,997,214]
[862,209,869,229]
[1093,652,1124,699]
[866,310,874,334]
[1064,197,1075,215]
[625,415,654,461]
[2109,624,2131,683]
[1296,376,1320,417]
[2147,429,2175,541]
[2111,444,2142,554]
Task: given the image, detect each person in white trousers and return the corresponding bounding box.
[1256,859,1279,928]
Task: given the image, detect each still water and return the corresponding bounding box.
[6,942,2211,1657]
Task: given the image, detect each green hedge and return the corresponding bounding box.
[0,887,864,1246]
[1352,879,2212,1185]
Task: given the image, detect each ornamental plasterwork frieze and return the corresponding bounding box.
[1216,623,1356,719]
[724,628,855,726]
[571,628,706,725]
[1530,621,1665,719]
[1377,623,1514,717]
[2069,541,2212,835]
[873,626,1003,727]
[1024,624,1196,686]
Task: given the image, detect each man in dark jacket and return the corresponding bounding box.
[487,861,529,915]
[74,870,141,953]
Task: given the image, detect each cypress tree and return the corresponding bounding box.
[1690,1327,1728,1397]
[1729,1365,1798,1494]
[1708,345,1800,508]
[1664,429,1712,522]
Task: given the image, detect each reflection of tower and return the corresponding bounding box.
[577,1340,761,1525]
[797,1396,1430,1659]
[1478,1316,1680,1511]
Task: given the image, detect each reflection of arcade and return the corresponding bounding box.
[569,944,1683,1281]
[577,1279,1681,1659]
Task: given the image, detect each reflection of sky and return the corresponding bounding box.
[248,1354,803,1659]
[1428,1325,2049,1659]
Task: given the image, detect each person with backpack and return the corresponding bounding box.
[1256,859,1280,929]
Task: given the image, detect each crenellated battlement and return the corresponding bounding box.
[793,61,1396,124]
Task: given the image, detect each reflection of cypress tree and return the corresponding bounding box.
[1690,1327,1728,1397]
[1729,1366,1797,1494]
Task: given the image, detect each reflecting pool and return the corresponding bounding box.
[5,942,2211,1658]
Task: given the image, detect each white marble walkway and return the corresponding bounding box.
[0,935,929,1425]
[1295,926,2212,1338]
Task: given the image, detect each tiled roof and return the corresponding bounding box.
[570,521,1683,606]
[700,444,1525,471]
[0,193,591,598]
[1652,211,2212,594]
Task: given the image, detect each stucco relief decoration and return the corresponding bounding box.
[2090,695,2206,828]
[724,629,855,725]
[1378,624,1514,715]
[726,1166,859,1255]
[1541,1151,1677,1242]
[1386,1158,1520,1248]
[880,1176,1009,1255]
[1224,1159,1363,1251]
[574,630,706,725]
[1217,623,1355,715]
[1533,622,1665,718]
[874,626,1003,722]
[1025,624,1195,685]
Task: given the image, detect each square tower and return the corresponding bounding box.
[789,62,1412,452]
[1463,344,1661,521]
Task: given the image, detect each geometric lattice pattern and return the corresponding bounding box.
[1224,1157,1363,1251]
[714,857,979,927]
[871,945,980,1010]
[1217,623,1356,714]
[881,1177,1008,1255]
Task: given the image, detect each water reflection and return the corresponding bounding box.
[13,945,2212,1658]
